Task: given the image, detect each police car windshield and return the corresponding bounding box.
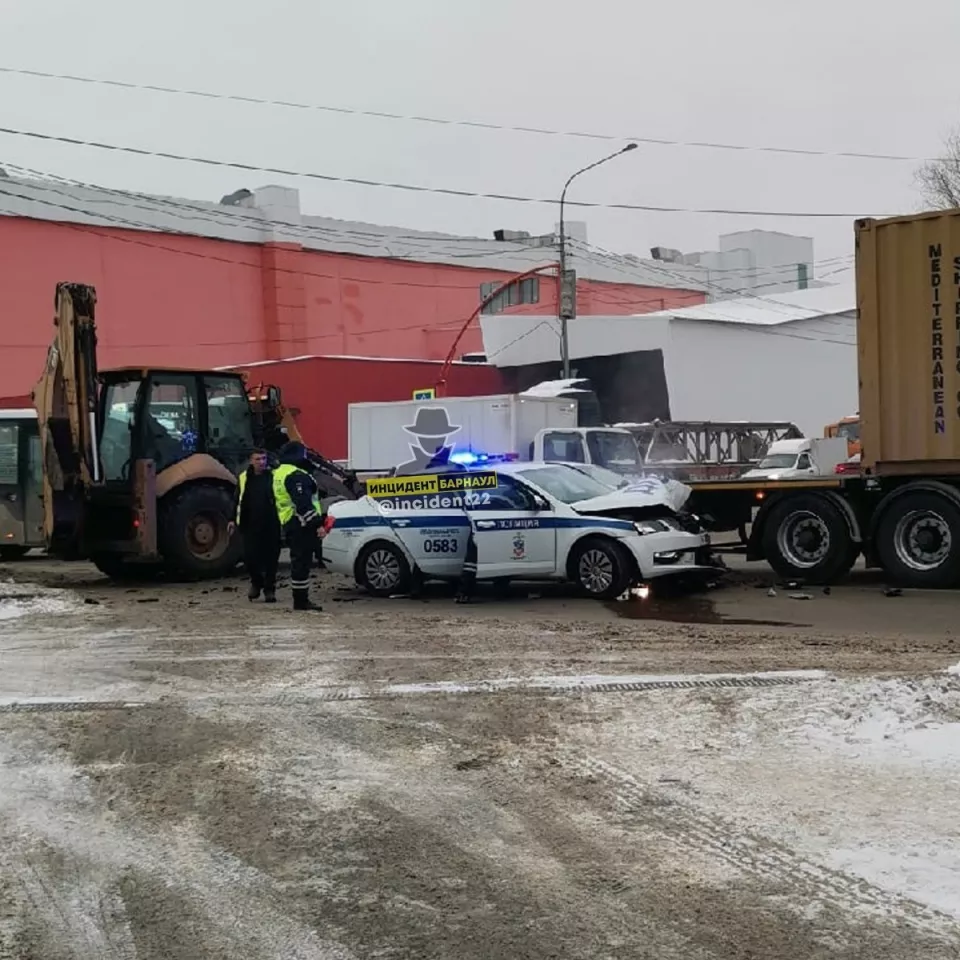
[516,465,612,504]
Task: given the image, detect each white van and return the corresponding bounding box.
[740,437,848,481]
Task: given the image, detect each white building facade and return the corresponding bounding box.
[480,285,857,438]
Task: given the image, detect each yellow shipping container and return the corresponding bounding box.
[857,210,960,476]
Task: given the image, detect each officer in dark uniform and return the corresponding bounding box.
[274,441,324,611]
[455,517,478,603]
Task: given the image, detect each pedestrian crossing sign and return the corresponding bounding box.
[412,388,436,400]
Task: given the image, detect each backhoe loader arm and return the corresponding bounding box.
[245,380,364,498]
[32,283,102,551]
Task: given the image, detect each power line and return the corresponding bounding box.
[0,124,892,219]
[0,182,543,295]
[0,64,942,165]
[570,237,855,276]
[0,165,863,282]
[10,164,857,299]
[2,163,556,263]
[0,186,855,350]
[0,181,857,356]
[570,247,853,318]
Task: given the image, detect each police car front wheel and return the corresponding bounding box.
[570,537,635,600]
[356,541,412,597]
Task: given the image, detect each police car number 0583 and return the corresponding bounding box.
[423,538,458,553]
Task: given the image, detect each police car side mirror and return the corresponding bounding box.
[531,495,550,511]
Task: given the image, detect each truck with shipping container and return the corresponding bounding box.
[686,209,960,587]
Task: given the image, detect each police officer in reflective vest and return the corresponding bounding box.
[274,441,324,611]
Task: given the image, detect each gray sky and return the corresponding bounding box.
[1,0,957,277]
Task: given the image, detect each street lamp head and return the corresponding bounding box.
[622,143,638,152]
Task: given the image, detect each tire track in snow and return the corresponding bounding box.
[0,671,826,713]
[0,752,356,959]
[558,750,960,942]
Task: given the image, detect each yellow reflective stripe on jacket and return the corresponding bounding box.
[272,464,298,525]
[272,463,321,525]
[236,469,247,523]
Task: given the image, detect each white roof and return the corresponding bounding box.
[766,439,810,453]
[480,282,855,367]
[637,282,855,327]
[519,378,591,398]
[0,409,36,419]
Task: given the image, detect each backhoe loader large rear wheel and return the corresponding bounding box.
[159,484,241,580]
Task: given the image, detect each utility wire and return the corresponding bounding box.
[569,246,854,320]
[569,237,855,276]
[2,163,553,262]
[0,124,892,218]
[6,165,858,305]
[0,64,943,164]
[7,164,858,294]
[0,182,524,293]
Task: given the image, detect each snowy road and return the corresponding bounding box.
[0,564,959,958]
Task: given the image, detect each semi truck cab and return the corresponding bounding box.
[532,427,643,476]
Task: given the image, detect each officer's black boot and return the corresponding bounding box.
[292,588,322,612]
[248,581,261,601]
[263,587,277,604]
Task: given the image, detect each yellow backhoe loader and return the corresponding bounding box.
[33,283,256,579]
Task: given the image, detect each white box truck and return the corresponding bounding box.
[739,437,848,480]
[348,394,579,472]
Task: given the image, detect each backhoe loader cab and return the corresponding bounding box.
[34,284,255,579]
[66,367,253,578]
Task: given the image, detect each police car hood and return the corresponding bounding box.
[570,477,691,515]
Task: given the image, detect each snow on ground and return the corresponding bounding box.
[574,670,960,920]
[0,578,78,622]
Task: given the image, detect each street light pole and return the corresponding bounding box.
[558,143,638,379]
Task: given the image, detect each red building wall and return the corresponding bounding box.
[232,356,505,460]
[0,215,705,395]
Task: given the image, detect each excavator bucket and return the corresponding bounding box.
[32,284,102,554]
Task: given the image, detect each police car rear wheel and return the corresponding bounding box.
[572,537,634,600]
[357,541,412,597]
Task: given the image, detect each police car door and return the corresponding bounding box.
[374,475,469,577]
[467,475,556,578]
[388,509,469,576]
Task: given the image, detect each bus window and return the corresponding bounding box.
[0,424,19,485]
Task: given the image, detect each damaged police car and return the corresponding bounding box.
[322,461,715,599]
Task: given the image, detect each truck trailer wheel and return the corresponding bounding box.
[761,494,857,584]
[875,491,960,588]
[159,484,242,580]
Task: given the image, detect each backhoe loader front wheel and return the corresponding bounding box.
[159,484,241,580]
